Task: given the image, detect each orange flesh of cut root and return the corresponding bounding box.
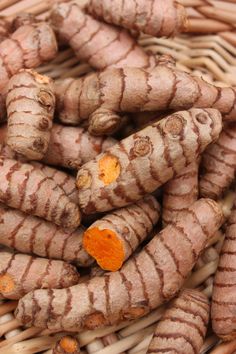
[98,154,120,185]
[83,227,125,271]
[59,336,78,353]
[0,273,15,294]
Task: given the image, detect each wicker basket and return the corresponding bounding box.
[0,1,235,353]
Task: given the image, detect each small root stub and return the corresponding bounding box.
[88,109,122,136]
[83,227,125,271]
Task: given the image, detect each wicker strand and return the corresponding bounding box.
[0,301,17,316]
[210,339,236,354]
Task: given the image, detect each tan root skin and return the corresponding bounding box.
[76,108,222,214]
[0,251,79,300]
[0,204,92,266]
[0,158,81,230]
[147,289,209,353]
[55,66,235,135]
[86,0,188,37]
[211,200,236,340]
[6,69,56,160]
[83,195,160,271]
[162,160,199,225]
[200,123,236,200]
[51,2,157,72]
[42,124,116,169]
[15,199,223,331]
[31,162,79,204]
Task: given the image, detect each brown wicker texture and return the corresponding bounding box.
[0,0,235,353]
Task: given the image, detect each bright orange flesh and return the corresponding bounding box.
[60,336,78,353]
[0,273,15,294]
[83,227,125,271]
[98,154,120,185]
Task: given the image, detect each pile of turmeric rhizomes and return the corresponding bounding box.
[0,1,235,354]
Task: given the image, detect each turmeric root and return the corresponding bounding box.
[0,204,92,266]
[53,336,80,354]
[200,123,236,200]
[0,122,114,187]
[76,108,222,214]
[15,198,223,331]
[6,69,56,160]
[0,22,57,121]
[211,200,236,340]
[86,0,188,37]
[31,162,79,204]
[0,136,79,203]
[55,66,235,135]
[0,158,81,229]
[42,123,116,169]
[50,2,157,71]
[83,195,160,271]
[162,160,199,225]
[0,250,79,300]
[147,289,209,354]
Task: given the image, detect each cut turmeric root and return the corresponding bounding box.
[83,195,160,271]
[77,108,222,214]
[53,336,80,354]
[84,228,124,272]
[0,251,79,300]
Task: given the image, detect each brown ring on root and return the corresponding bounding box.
[83,227,125,271]
[164,115,185,137]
